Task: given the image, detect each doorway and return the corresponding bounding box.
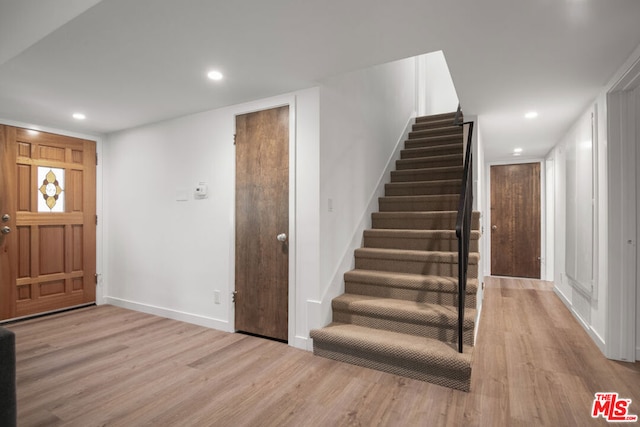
[0,126,96,320]
[490,162,541,278]
[608,75,640,361]
[234,106,289,341]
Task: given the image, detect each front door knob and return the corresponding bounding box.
[1,214,9,222]
[277,233,287,242]
[1,226,10,235]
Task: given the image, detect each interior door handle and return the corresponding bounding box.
[491,225,497,230]
[277,233,287,242]
[1,226,10,235]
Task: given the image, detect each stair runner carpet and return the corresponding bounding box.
[310,112,480,392]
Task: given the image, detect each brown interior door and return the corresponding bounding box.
[0,126,96,320]
[490,162,541,278]
[235,106,289,341]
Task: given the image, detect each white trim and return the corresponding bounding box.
[473,301,483,344]
[553,286,606,354]
[231,96,299,347]
[484,158,546,278]
[293,335,308,350]
[105,297,232,332]
[306,299,322,350]
[605,46,640,362]
[606,89,638,362]
[545,157,555,281]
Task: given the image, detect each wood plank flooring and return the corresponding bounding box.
[5,277,640,426]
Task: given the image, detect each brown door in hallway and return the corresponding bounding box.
[490,162,540,278]
[235,106,289,341]
[0,126,96,320]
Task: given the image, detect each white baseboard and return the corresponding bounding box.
[293,335,310,351]
[473,302,483,344]
[553,286,606,355]
[104,297,232,333]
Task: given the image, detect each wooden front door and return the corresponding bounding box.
[235,106,289,341]
[0,126,96,320]
[490,162,541,278]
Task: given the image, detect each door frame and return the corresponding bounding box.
[484,158,546,280]
[606,53,640,361]
[0,118,104,310]
[231,97,297,345]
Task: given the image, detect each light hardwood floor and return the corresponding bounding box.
[5,277,640,426]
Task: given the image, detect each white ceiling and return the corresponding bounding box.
[1,0,640,160]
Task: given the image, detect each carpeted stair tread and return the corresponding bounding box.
[354,248,479,277]
[372,211,481,231]
[379,194,459,212]
[400,144,463,159]
[385,180,461,196]
[362,228,480,252]
[355,247,479,263]
[310,323,473,391]
[310,323,473,363]
[412,119,461,131]
[396,154,462,170]
[332,293,476,330]
[391,166,463,182]
[344,269,478,295]
[344,269,477,308]
[404,135,463,150]
[415,112,459,123]
[409,127,462,140]
[364,228,480,240]
[363,228,480,252]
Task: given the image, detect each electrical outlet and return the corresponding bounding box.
[214,290,220,304]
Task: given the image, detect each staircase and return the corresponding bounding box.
[310,112,480,392]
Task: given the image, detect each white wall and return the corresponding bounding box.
[103,88,320,349]
[422,51,460,116]
[314,57,418,328]
[103,53,463,349]
[547,96,608,353]
[547,43,640,359]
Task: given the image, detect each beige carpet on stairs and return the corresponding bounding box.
[310,112,481,392]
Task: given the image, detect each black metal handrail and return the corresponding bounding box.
[453,105,474,353]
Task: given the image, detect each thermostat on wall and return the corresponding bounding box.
[195,182,208,199]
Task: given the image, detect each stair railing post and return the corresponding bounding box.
[455,116,474,354]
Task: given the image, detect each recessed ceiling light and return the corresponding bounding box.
[514,148,523,153]
[207,70,223,81]
[525,111,538,119]
[72,113,86,120]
